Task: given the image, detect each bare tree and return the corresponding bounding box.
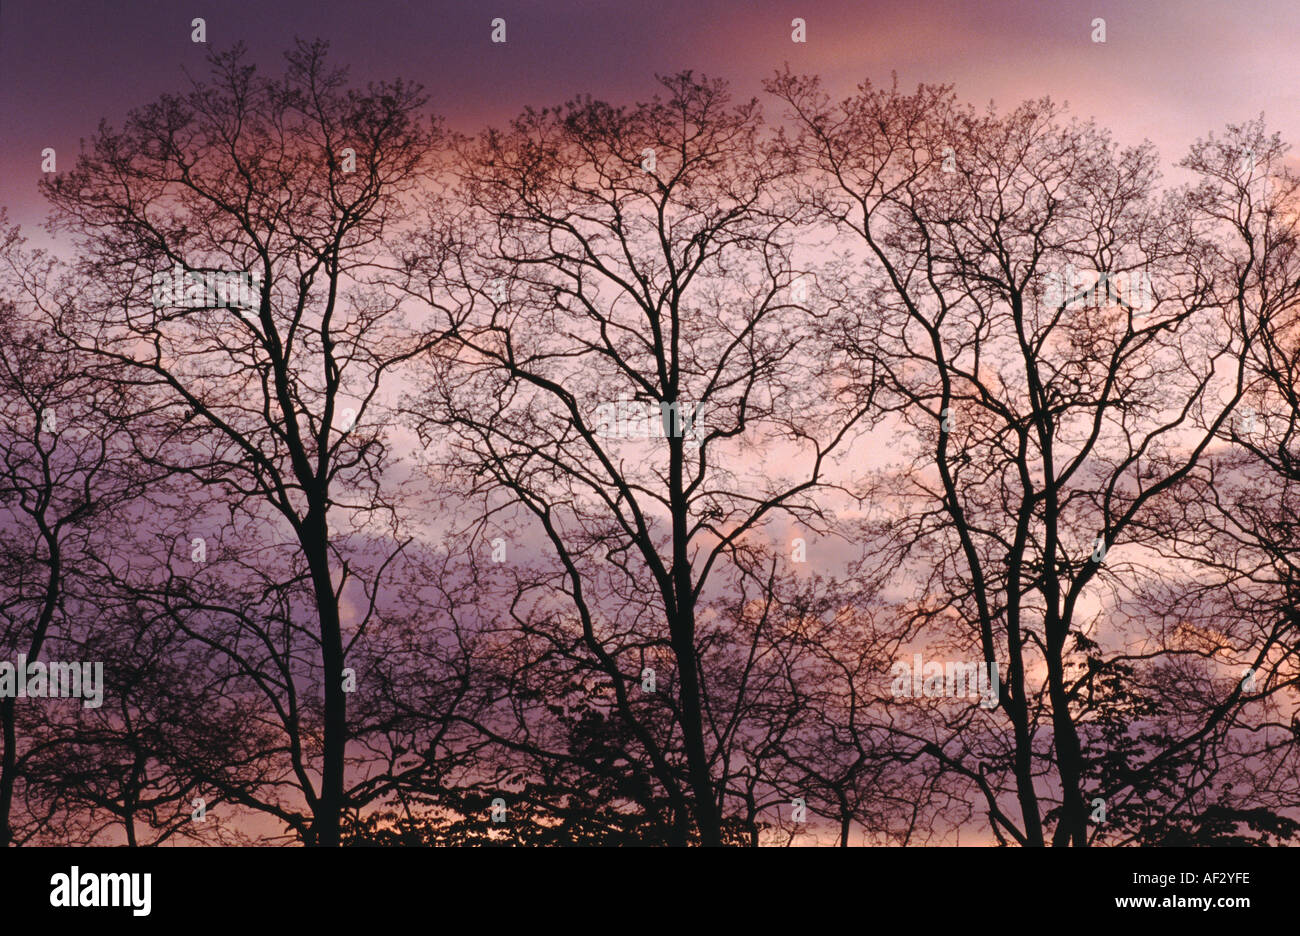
[767,72,1293,845]
[400,72,879,844]
[36,41,441,845]
[0,221,153,843]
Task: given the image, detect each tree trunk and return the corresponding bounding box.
[302,509,346,847]
[1046,639,1088,846]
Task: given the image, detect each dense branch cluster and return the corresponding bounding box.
[1,42,1297,846]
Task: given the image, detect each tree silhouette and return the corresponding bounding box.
[35,41,443,846]
[1,47,1297,846]
[767,72,1297,845]
[399,71,879,844]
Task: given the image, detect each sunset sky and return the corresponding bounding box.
[4,0,1300,235]
[1,0,1297,852]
